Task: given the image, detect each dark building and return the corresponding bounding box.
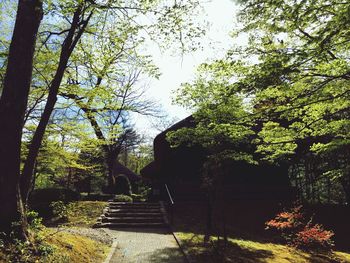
[141,116,294,203]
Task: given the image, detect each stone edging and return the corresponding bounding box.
[103,240,118,263]
[169,227,192,263]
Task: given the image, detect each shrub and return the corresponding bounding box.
[29,188,80,219]
[131,194,144,202]
[265,205,334,250]
[50,201,69,221]
[294,224,334,250]
[266,205,303,231]
[30,188,80,204]
[80,192,114,201]
[0,210,55,263]
[114,194,133,203]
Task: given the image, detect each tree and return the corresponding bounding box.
[232,0,350,203]
[171,0,350,203]
[61,43,157,189]
[121,144,154,175]
[168,67,256,243]
[19,0,205,203]
[0,0,205,239]
[23,121,91,191]
[20,1,93,204]
[0,0,43,238]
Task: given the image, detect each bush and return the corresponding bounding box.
[80,192,114,201]
[131,194,144,202]
[29,188,80,219]
[50,201,69,221]
[30,188,80,204]
[114,194,133,203]
[266,205,334,250]
[0,210,55,263]
[294,224,334,250]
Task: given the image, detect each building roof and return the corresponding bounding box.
[113,161,141,181]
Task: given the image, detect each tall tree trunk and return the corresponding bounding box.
[0,0,42,239]
[20,7,92,203]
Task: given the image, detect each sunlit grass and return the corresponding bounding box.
[175,232,350,263]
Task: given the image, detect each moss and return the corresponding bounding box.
[43,230,109,263]
[65,201,108,227]
[0,229,109,263]
[175,232,350,263]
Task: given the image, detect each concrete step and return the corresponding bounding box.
[108,203,160,207]
[95,201,168,229]
[108,202,160,206]
[95,222,166,228]
[107,208,161,213]
[105,212,163,217]
[102,217,164,223]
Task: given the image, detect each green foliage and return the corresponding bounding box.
[64,201,108,227]
[50,201,69,221]
[170,0,350,203]
[114,194,133,203]
[29,188,80,219]
[120,144,154,175]
[0,210,55,263]
[232,0,350,160]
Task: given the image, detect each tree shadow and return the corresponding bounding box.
[144,247,186,263]
[177,235,274,263]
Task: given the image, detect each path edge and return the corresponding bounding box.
[169,226,191,263]
[103,239,118,263]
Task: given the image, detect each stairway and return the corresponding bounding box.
[94,200,168,228]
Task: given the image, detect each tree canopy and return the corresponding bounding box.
[169,0,350,204]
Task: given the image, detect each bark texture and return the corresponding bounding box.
[0,0,42,238]
[20,6,92,203]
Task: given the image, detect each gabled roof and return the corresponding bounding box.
[113,161,141,181]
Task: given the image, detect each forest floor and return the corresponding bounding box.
[0,201,110,263]
[175,232,350,263]
[3,201,350,262]
[172,203,350,263]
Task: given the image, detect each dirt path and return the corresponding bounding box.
[104,228,186,263]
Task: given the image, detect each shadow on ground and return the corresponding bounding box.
[179,236,273,263]
[146,247,186,263]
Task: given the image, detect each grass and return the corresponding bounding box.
[175,232,350,263]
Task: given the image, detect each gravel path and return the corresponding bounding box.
[104,228,186,263]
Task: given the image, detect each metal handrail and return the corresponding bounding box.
[165,184,174,205]
[163,185,190,263]
[164,184,174,224]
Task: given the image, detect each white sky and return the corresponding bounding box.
[133,0,238,139]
